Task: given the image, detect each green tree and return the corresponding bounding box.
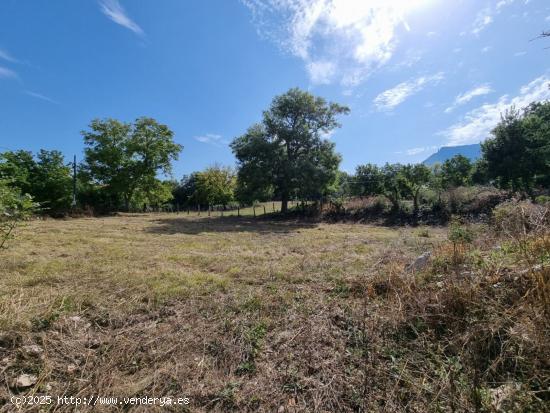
[82,117,182,211]
[0,150,72,214]
[482,102,549,193]
[330,170,352,199]
[401,163,432,215]
[172,173,200,208]
[471,159,489,185]
[32,150,72,213]
[440,155,473,188]
[0,150,35,195]
[0,180,36,249]
[231,88,349,212]
[430,163,445,205]
[193,165,236,207]
[133,179,174,210]
[380,163,408,211]
[352,164,383,197]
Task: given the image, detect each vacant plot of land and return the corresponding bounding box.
[1,215,446,412]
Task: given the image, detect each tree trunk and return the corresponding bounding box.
[281,191,289,213]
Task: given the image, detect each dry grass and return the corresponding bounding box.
[0,211,547,412]
[0,214,444,412]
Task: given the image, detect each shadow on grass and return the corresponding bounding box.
[146,215,318,235]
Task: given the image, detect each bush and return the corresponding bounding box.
[0,180,36,249]
[493,200,549,239]
[535,195,550,205]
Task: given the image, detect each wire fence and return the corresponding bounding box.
[137,200,315,217]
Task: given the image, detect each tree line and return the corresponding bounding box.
[1,89,548,219]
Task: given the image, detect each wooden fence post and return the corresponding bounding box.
[263,205,266,215]
[198,205,201,216]
[253,206,256,217]
[237,206,240,217]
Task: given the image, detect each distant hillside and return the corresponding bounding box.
[423,144,481,165]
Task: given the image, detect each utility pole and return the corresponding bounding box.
[71,155,77,208]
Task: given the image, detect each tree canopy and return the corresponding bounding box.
[82,117,182,210]
[231,88,349,212]
[193,165,236,207]
[440,155,473,188]
[482,102,550,193]
[0,149,72,214]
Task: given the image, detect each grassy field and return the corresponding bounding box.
[0,212,547,412]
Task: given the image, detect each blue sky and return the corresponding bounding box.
[1,0,549,177]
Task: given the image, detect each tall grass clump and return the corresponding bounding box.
[358,200,549,412]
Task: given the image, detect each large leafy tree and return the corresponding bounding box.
[0,150,72,214]
[82,117,182,211]
[482,102,549,193]
[32,150,73,213]
[231,88,349,212]
[440,155,473,188]
[0,150,35,195]
[172,173,200,208]
[352,164,384,197]
[193,165,236,207]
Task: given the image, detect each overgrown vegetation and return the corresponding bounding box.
[0,201,547,411]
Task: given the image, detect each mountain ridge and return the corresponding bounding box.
[423,144,481,165]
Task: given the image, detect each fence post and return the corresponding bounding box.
[263,205,266,215]
[198,204,201,216]
[237,206,240,217]
[208,205,211,217]
[272,202,275,212]
[253,206,256,217]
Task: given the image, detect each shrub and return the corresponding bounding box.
[493,200,549,240]
[448,216,475,266]
[0,180,36,249]
[535,195,550,205]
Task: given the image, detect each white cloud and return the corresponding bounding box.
[242,0,435,87]
[481,46,492,53]
[194,133,228,146]
[306,60,336,84]
[373,72,444,111]
[0,66,17,79]
[395,145,438,156]
[99,0,144,36]
[440,75,550,145]
[471,0,523,35]
[445,84,493,113]
[406,146,438,155]
[23,90,59,104]
[472,10,493,35]
[514,51,527,57]
[0,48,18,63]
